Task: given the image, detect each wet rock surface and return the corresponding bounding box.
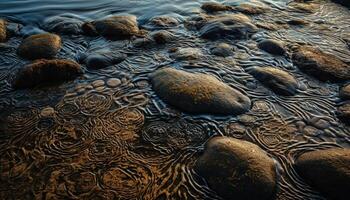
[91,15,140,40]
[17,33,62,60]
[146,16,179,29]
[292,46,350,82]
[197,14,258,40]
[295,148,350,200]
[150,68,251,115]
[0,19,6,42]
[250,67,298,96]
[257,39,286,55]
[13,59,82,89]
[194,136,277,200]
[233,3,269,15]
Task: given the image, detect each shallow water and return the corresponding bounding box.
[0,0,349,199]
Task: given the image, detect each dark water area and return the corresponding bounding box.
[0,0,349,200]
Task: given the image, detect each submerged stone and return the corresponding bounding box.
[43,15,84,34]
[0,19,7,42]
[257,39,286,55]
[149,67,251,115]
[146,16,179,29]
[19,25,46,37]
[169,47,202,60]
[233,3,269,15]
[201,2,232,12]
[337,103,350,124]
[292,46,350,82]
[211,43,234,57]
[194,136,277,200]
[17,33,62,60]
[250,67,298,96]
[150,30,175,44]
[199,14,258,40]
[80,51,126,69]
[92,15,140,40]
[295,148,350,200]
[13,59,82,89]
[340,84,350,100]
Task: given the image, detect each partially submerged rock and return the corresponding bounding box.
[340,84,350,100]
[201,2,232,13]
[43,15,84,34]
[169,47,203,60]
[250,67,298,96]
[91,15,140,40]
[146,16,179,29]
[198,14,258,40]
[292,46,350,82]
[233,3,269,15]
[151,30,175,44]
[295,148,350,200]
[194,136,277,200]
[80,51,126,69]
[13,59,82,89]
[337,103,350,124]
[149,68,251,115]
[0,19,7,42]
[210,43,234,57]
[257,39,286,55]
[17,33,62,60]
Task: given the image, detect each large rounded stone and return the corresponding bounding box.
[211,43,234,57]
[92,15,139,40]
[250,67,298,96]
[339,84,350,100]
[0,19,6,42]
[17,33,62,60]
[199,14,258,40]
[149,68,251,115]
[13,59,82,89]
[257,39,286,55]
[295,148,350,200]
[194,137,277,200]
[292,46,350,82]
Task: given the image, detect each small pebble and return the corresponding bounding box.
[40,107,55,117]
[107,78,122,88]
[92,80,105,88]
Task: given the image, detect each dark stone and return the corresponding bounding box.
[13,59,83,89]
[337,103,350,124]
[199,14,258,40]
[295,148,350,200]
[201,2,232,13]
[149,67,251,115]
[0,19,6,42]
[257,39,286,55]
[340,84,350,100]
[210,43,234,57]
[17,33,62,60]
[81,51,126,69]
[194,136,277,200]
[93,15,140,40]
[250,67,298,96]
[287,18,309,26]
[146,16,179,29]
[292,46,350,82]
[43,15,84,34]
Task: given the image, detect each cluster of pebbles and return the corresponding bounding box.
[0,0,349,200]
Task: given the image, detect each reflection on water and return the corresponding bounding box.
[0,0,349,199]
